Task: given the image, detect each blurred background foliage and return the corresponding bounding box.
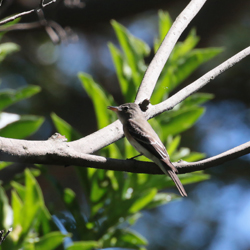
[0,0,250,249]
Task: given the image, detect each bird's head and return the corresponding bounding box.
[108,103,141,124]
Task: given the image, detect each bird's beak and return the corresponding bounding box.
[108,106,121,112]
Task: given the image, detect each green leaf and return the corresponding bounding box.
[129,188,157,213]
[182,152,206,162]
[11,169,48,245]
[34,232,67,250]
[66,241,99,250]
[180,172,210,185]
[108,42,138,102]
[108,42,129,96]
[79,72,114,129]
[170,29,199,61]
[0,161,12,170]
[0,186,12,230]
[159,11,172,42]
[161,107,205,137]
[12,189,23,228]
[166,48,223,92]
[166,135,181,156]
[152,46,222,103]
[0,85,41,111]
[11,181,26,200]
[0,42,19,63]
[64,188,76,205]
[0,115,44,139]
[180,92,214,107]
[111,20,149,101]
[0,18,20,41]
[154,11,172,51]
[51,113,81,141]
[22,169,43,234]
[119,229,147,246]
[90,170,107,203]
[111,20,149,75]
[171,147,191,162]
[145,193,177,209]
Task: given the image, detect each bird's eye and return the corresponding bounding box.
[123,106,128,112]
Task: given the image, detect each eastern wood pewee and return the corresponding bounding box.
[108,103,187,197]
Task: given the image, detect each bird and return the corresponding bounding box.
[108,102,187,197]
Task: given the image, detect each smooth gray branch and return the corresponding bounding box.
[0,136,249,175]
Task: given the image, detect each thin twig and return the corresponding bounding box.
[0,0,56,25]
[0,9,35,25]
[0,228,12,245]
[42,0,56,8]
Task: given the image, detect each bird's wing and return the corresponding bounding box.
[127,119,168,159]
[127,119,177,173]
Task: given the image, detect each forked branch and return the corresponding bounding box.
[0,0,249,175]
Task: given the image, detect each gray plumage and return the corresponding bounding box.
[108,103,187,197]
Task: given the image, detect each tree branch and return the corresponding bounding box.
[0,0,56,25]
[0,0,249,177]
[0,136,249,175]
[135,0,207,104]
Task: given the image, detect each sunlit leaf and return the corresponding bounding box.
[171,147,191,162]
[0,85,41,111]
[180,92,214,107]
[129,188,157,213]
[161,47,223,94]
[66,241,99,250]
[22,169,43,234]
[166,135,181,156]
[161,107,205,137]
[0,186,12,230]
[0,42,19,63]
[180,172,210,185]
[0,18,20,41]
[111,20,149,101]
[0,161,12,170]
[170,29,199,61]
[34,231,67,250]
[119,229,147,246]
[0,115,44,139]
[79,72,114,129]
[12,189,23,229]
[108,42,130,97]
[182,152,206,162]
[11,181,26,200]
[145,193,177,209]
[154,10,172,51]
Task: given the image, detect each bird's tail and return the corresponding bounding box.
[167,169,187,197]
[158,159,187,197]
